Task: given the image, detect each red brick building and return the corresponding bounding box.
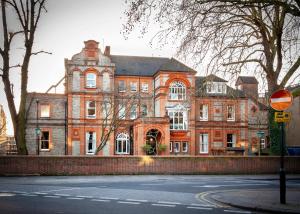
[25,40,268,156]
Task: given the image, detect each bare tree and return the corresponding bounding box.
[0,0,47,154]
[94,92,139,155]
[124,0,300,94]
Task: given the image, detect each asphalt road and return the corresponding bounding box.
[0,175,299,214]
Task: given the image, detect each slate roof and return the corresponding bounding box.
[110,55,195,76]
[236,76,258,84]
[195,76,246,98]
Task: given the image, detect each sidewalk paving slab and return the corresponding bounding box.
[210,188,300,214]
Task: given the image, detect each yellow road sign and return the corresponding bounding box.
[275,112,291,123]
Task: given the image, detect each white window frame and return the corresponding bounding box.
[102,72,110,91]
[200,133,209,154]
[174,142,180,153]
[86,131,96,154]
[170,142,173,152]
[206,82,226,94]
[169,81,186,100]
[168,110,188,130]
[227,133,236,148]
[130,104,137,120]
[86,73,96,88]
[182,142,188,153]
[86,101,96,119]
[118,80,126,92]
[200,104,208,121]
[118,104,125,119]
[40,131,50,151]
[130,82,138,92]
[116,133,130,154]
[141,83,148,92]
[40,104,50,118]
[227,105,235,121]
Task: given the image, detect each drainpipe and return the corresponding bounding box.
[153,78,155,117]
[65,100,68,155]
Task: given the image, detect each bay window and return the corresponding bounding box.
[168,110,188,130]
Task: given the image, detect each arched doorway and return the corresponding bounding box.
[145,129,162,155]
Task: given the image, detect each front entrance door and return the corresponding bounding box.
[145,129,161,155]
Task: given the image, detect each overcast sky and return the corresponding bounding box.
[2,0,298,135]
[1,0,181,135]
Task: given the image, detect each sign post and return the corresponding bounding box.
[256,131,265,156]
[269,89,293,204]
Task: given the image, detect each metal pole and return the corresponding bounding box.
[36,99,39,155]
[280,122,286,204]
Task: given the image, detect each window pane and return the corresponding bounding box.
[118,81,125,92]
[130,82,137,92]
[86,73,96,88]
[142,83,148,92]
[41,131,49,150]
[40,105,50,117]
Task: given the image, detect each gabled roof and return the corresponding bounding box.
[236,76,258,84]
[110,55,195,76]
[198,74,228,83]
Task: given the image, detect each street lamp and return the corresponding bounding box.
[35,99,40,155]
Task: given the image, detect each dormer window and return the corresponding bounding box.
[206,82,227,94]
[169,81,186,100]
[86,73,96,88]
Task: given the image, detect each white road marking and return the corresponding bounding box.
[33,192,48,195]
[190,203,215,207]
[43,195,61,198]
[21,194,37,197]
[76,195,93,198]
[66,197,84,200]
[187,206,213,210]
[152,203,176,207]
[91,199,110,202]
[224,210,252,214]
[126,199,148,203]
[13,191,27,194]
[194,184,269,188]
[141,183,163,186]
[54,194,70,197]
[39,188,80,193]
[100,197,119,200]
[158,201,181,205]
[118,201,140,205]
[0,193,15,197]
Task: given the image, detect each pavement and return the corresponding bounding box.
[208,188,300,214]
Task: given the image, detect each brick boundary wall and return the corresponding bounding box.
[0,156,299,175]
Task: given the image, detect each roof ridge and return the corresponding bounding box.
[110,54,169,60]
